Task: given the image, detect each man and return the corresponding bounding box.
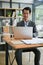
[15,7,40,65]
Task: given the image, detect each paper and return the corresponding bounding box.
[11,40,23,44]
[21,38,43,44]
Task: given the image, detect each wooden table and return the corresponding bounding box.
[3,37,43,65]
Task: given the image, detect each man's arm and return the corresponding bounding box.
[33,22,38,37]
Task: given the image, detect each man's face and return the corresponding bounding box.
[22,10,31,21]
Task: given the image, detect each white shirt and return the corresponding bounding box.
[24,21,30,27]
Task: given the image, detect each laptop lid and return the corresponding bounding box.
[13,27,33,40]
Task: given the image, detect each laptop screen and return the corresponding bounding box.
[13,27,33,39]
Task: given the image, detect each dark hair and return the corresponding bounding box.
[22,7,31,13]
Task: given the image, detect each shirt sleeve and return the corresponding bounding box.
[33,22,38,37]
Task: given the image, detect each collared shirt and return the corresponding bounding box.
[24,21,30,27]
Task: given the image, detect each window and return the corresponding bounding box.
[2,3,10,8]
[35,5,43,37]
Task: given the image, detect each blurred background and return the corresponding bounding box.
[0,0,43,65]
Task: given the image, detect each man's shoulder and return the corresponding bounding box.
[17,21,24,26]
[17,21,23,24]
[30,20,35,23]
[29,21,35,25]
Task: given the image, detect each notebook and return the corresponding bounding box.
[13,27,33,40]
[21,38,43,44]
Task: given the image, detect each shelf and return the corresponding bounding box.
[6,9,16,17]
[0,16,23,19]
[0,9,5,16]
[0,16,14,19]
[0,8,22,19]
[0,8,16,18]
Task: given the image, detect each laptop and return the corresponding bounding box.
[13,27,33,40]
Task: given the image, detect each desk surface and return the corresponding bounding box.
[3,37,43,49]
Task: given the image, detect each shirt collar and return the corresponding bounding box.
[24,20,30,26]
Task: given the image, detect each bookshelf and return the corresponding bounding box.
[0,8,22,42]
[0,8,22,19]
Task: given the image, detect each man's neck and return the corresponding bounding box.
[23,19,29,22]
